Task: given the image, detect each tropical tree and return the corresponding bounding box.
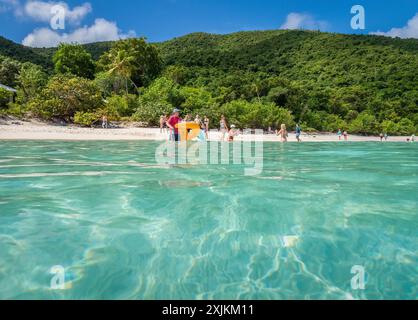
[53,43,95,79]
[29,74,103,121]
[381,120,398,135]
[98,38,162,93]
[349,112,380,135]
[134,77,181,125]
[94,71,126,96]
[180,86,216,114]
[0,57,20,87]
[0,88,12,109]
[105,94,138,118]
[163,65,189,85]
[396,118,415,135]
[219,100,294,129]
[16,62,47,103]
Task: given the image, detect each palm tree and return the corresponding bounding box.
[106,49,138,94]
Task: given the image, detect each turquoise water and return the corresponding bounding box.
[0,141,417,300]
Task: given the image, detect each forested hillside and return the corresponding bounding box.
[159,31,418,131]
[1,30,417,134]
[0,36,53,70]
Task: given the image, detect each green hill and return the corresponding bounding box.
[158,30,418,128]
[1,30,417,132]
[0,36,114,71]
[0,36,54,70]
[159,30,418,95]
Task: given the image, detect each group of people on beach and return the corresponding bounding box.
[160,110,240,142]
[275,124,347,143]
[160,109,212,142]
[337,129,349,141]
[158,109,416,143]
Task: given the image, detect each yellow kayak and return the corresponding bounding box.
[175,122,202,141]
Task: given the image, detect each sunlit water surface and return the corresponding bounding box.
[0,141,417,300]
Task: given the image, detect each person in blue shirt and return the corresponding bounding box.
[337,129,342,141]
[296,124,302,142]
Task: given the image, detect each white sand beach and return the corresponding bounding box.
[0,119,412,142]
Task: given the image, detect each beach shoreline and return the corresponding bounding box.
[0,119,412,142]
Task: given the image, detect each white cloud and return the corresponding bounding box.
[1,1,91,24]
[6,1,137,47]
[280,12,328,31]
[22,18,136,47]
[370,13,418,39]
[22,1,91,24]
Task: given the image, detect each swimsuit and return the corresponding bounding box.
[220,121,227,132]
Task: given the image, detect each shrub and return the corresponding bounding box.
[106,94,138,118]
[219,100,294,129]
[134,101,173,126]
[302,111,346,132]
[381,120,398,135]
[397,118,415,136]
[4,102,25,118]
[53,43,95,79]
[0,87,11,109]
[349,112,380,135]
[134,77,182,125]
[30,75,103,122]
[74,112,99,127]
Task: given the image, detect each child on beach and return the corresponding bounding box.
[228,125,240,142]
[277,124,288,142]
[343,131,348,141]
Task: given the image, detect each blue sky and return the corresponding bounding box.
[0,0,417,47]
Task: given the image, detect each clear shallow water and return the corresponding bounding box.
[0,141,417,300]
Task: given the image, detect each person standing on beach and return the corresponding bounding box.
[277,124,288,142]
[160,115,167,133]
[380,133,384,142]
[411,134,416,143]
[184,114,192,122]
[337,129,342,141]
[204,116,210,140]
[343,130,348,141]
[194,114,202,125]
[384,133,388,142]
[220,115,229,141]
[296,124,302,142]
[167,109,182,142]
[102,115,108,129]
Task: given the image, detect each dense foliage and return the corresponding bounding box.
[0,87,12,109]
[16,62,47,104]
[0,30,417,135]
[97,38,163,91]
[28,74,103,121]
[157,31,418,134]
[53,44,95,79]
[0,36,53,70]
[0,55,20,88]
